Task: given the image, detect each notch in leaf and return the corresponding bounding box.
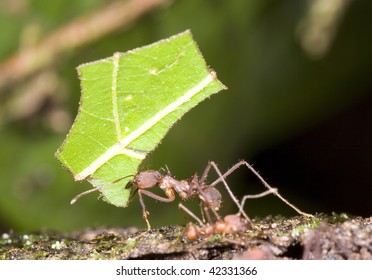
[55,30,226,208]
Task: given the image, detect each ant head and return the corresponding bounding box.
[132,170,161,188]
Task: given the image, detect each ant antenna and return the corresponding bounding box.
[164,165,172,175]
[70,174,134,204]
[70,185,105,204]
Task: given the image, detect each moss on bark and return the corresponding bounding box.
[0,214,370,260]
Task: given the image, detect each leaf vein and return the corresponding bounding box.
[112,52,122,141]
[74,71,216,181]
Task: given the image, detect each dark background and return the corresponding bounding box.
[0,0,371,232]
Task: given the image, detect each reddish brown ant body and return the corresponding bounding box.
[72,160,313,230]
[129,160,312,230]
[130,167,232,230]
[131,169,222,212]
[179,187,280,241]
[179,203,251,241]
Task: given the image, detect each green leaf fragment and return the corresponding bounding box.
[55,30,226,207]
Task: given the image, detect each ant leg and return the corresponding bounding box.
[237,188,278,216]
[197,199,221,224]
[137,190,151,230]
[179,203,204,226]
[136,189,175,230]
[188,172,220,222]
[203,202,221,223]
[200,162,213,183]
[139,189,175,203]
[204,161,252,224]
[211,160,314,218]
[198,200,207,223]
[192,176,222,222]
[210,208,222,222]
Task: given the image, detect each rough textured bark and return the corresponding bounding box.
[1,214,370,260]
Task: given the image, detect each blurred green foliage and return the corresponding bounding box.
[0,0,371,231]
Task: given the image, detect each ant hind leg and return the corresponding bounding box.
[179,203,204,226]
[237,188,278,216]
[211,160,314,218]
[204,161,253,224]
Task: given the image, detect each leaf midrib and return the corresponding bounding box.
[112,52,122,141]
[74,71,216,181]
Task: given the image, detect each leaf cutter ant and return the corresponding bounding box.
[125,160,313,230]
[71,160,313,230]
[178,187,279,241]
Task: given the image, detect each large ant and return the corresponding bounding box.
[130,160,313,229]
[71,160,313,230]
[127,168,246,230]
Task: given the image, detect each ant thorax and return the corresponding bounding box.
[158,175,190,199]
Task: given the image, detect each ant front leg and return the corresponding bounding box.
[133,170,176,230]
[210,160,314,218]
[137,189,175,231]
[137,190,152,230]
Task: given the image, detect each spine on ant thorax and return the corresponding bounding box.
[159,175,191,199]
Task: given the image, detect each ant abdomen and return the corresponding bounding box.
[200,186,222,210]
